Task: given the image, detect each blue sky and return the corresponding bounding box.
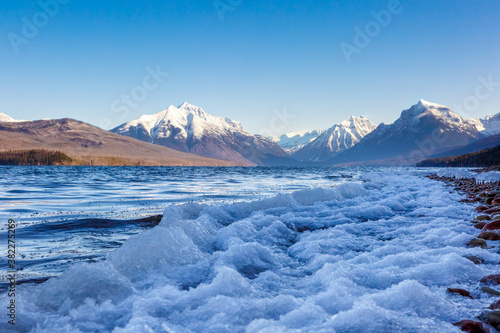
[1,0,499,135]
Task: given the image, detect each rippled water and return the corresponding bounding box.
[3,167,499,332]
[0,166,363,284]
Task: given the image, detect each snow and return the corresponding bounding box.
[478,113,500,136]
[272,130,324,153]
[293,116,377,161]
[0,112,18,122]
[6,169,499,332]
[403,100,500,137]
[114,102,245,142]
[436,169,500,182]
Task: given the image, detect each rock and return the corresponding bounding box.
[493,198,500,206]
[483,220,500,231]
[477,215,492,221]
[480,275,500,285]
[492,214,500,221]
[484,207,500,214]
[478,232,500,241]
[490,300,500,310]
[447,288,473,298]
[474,222,488,229]
[453,320,490,333]
[481,286,500,296]
[467,238,488,248]
[476,206,489,212]
[484,311,500,329]
[466,255,485,264]
[485,197,494,205]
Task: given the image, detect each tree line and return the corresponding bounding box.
[0,149,73,166]
[417,145,500,167]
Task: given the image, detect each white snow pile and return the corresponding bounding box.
[436,169,500,183]
[476,171,500,183]
[4,171,499,332]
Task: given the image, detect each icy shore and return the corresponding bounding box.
[4,170,500,332]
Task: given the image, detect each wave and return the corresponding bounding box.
[3,171,499,332]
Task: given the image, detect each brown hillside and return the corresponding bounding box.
[0,119,247,166]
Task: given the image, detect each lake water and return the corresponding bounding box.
[0,166,359,284]
[1,166,499,332]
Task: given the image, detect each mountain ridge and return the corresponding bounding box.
[327,100,494,166]
[292,115,377,162]
[111,103,294,166]
[0,118,246,166]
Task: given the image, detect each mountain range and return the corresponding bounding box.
[271,130,324,153]
[292,116,377,162]
[111,102,294,166]
[1,100,499,166]
[0,118,244,166]
[328,100,499,166]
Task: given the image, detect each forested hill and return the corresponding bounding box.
[416,145,500,168]
[0,149,73,165]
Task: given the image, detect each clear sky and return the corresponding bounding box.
[1,0,499,135]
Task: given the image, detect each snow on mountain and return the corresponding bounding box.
[475,113,500,136]
[292,116,376,162]
[272,130,324,153]
[111,102,293,166]
[330,100,485,165]
[0,113,17,122]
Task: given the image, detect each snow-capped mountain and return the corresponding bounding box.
[272,130,324,153]
[475,113,500,136]
[330,100,486,165]
[0,113,17,122]
[111,102,293,166]
[292,116,376,162]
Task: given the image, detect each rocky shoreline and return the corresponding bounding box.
[428,174,500,333]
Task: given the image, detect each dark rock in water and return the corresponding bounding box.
[474,222,488,229]
[476,215,491,221]
[483,311,500,329]
[453,320,490,333]
[480,275,500,285]
[447,288,473,298]
[466,255,485,265]
[483,220,500,231]
[476,206,489,212]
[467,238,488,248]
[484,207,500,214]
[136,214,163,225]
[478,232,500,241]
[481,287,500,296]
[490,300,500,310]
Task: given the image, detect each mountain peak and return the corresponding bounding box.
[0,112,17,122]
[292,116,377,161]
[178,101,195,109]
[401,100,452,119]
[112,103,291,166]
[415,99,448,109]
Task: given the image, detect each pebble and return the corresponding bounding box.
[490,300,500,310]
[483,311,500,329]
[447,288,473,298]
[453,320,490,333]
[480,275,500,285]
[478,232,500,241]
[466,255,485,265]
[481,286,500,296]
[467,238,488,248]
